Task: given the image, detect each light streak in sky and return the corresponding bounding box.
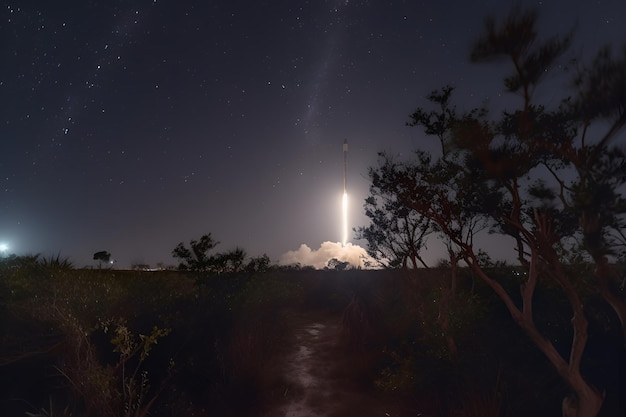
[342,191,348,246]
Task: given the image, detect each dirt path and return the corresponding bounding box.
[262,312,419,417]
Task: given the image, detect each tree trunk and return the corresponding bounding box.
[520,316,604,417]
[562,383,604,417]
[466,258,604,417]
[533,211,605,417]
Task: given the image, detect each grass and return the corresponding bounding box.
[0,264,623,416]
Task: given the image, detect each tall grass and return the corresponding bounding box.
[1,265,622,416]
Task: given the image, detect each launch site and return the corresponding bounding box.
[2,1,625,416]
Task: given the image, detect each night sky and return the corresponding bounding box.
[2,0,625,268]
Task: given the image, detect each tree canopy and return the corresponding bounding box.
[172,233,271,274]
[362,8,625,417]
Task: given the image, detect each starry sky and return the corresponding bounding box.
[2,0,625,268]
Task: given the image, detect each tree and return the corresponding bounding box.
[568,44,626,345]
[356,176,432,269]
[369,148,495,360]
[245,254,272,273]
[172,234,270,274]
[210,246,247,273]
[366,8,626,417]
[172,234,219,271]
[93,251,112,268]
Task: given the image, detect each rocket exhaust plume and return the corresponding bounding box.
[279,139,378,269]
[342,139,348,246]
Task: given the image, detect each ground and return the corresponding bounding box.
[261,311,424,417]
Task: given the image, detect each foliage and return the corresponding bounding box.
[244,254,272,273]
[39,253,74,271]
[93,251,111,263]
[0,253,41,271]
[25,397,73,417]
[102,319,172,417]
[172,233,272,274]
[356,183,432,269]
[54,314,171,417]
[171,233,218,271]
[1,264,623,415]
[363,6,626,417]
[374,346,419,393]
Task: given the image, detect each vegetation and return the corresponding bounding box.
[1,7,624,417]
[355,191,432,269]
[172,233,270,274]
[93,251,113,269]
[0,253,304,416]
[361,7,626,417]
[0,254,624,416]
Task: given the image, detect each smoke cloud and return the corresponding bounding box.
[279,241,378,269]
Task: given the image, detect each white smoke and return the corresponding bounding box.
[279,241,378,269]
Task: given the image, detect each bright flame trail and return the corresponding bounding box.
[342,191,348,246]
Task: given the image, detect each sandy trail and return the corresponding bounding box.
[278,320,339,417]
[263,313,417,417]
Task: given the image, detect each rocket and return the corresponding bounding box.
[341,139,349,246]
[343,139,348,194]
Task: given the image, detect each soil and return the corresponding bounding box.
[260,311,425,417]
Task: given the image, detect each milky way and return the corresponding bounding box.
[1,0,624,268]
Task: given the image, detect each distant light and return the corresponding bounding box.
[0,243,8,252]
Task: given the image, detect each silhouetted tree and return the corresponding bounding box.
[355,181,432,269]
[172,235,267,274]
[244,254,271,273]
[211,246,247,273]
[366,7,625,417]
[567,44,626,346]
[172,234,218,271]
[226,247,246,272]
[93,251,111,268]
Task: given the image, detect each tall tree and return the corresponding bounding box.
[366,8,625,417]
[568,44,626,345]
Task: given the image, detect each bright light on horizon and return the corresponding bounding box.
[342,192,348,246]
[0,243,8,253]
